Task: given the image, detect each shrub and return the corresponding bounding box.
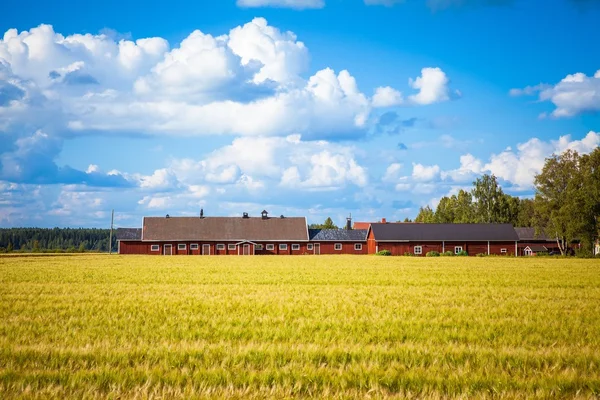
[426,251,440,257]
[441,251,454,257]
[375,250,391,256]
[456,250,468,256]
[403,252,414,257]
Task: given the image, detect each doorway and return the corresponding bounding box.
[243,244,251,255]
[202,244,210,255]
[163,244,172,256]
[314,243,320,255]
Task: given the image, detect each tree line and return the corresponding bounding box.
[413,148,600,255]
[0,228,115,253]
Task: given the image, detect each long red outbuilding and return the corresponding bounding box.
[116,211,570,256]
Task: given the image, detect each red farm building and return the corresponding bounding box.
[366,223,520,256]
[117,211,579,256]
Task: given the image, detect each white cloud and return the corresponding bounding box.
[237,0,325,9]
[372,86,403,107]
[228,18,308,85]
[442,131,600,190]
[408,67,452,105]
[511,69,600,118]
[139,168,179,190]
[382,163,403,182]
[412,163,440,181]
[441,153,482,182]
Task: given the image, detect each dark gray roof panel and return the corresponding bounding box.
[371,223,519,241]
[309,229,368,241]
[514,227,554,241]
[115,228,142,241]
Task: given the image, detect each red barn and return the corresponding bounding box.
[118,211,310,255]
[307,229,368,255]
[367,223,520,256]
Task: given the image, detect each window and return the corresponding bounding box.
[279,244,288,250]
[501,248,507,254]
[216,244,225,250]
[455,246,463,255]
[178,244,186,250]
[354,243,362,251]
[524,248,532,256]
[151,245,160,252]
[266,244,275,251]
[292,244,300,251]
[414,246,422,255]
[255,244,263,250]
[334,243,342,251]
[228,244,237,250]
[190,244,199,250]
[307,244,313,251]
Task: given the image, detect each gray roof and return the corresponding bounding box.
[309,229,368,241]
[514,227,554,242]
[115,228,142,241]
[371,223,519,241]
[143,216,309,241]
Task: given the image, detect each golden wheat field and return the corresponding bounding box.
[1,254,599,399]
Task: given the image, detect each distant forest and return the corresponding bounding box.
[0,228,114,252]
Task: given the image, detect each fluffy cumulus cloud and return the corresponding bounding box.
[511,69,600,118]
[0,18,419,188]
[237,0,325,9]
[408,67,454,105]
[372,86,403,107]
[442,131,600,189]
[161,134,367,193]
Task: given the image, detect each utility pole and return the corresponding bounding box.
[109,209,114,255]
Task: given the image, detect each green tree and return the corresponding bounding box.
[415,206,435,223]
[309,217,339,229]
[534,150,583,255]
[472,174,505,223]
[516,198,535,227]
[434,196,455,223]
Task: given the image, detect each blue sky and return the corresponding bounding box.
[1,0,599,228]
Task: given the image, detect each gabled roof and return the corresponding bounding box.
[514,227,555,242]
[309,229,368,241]
[526,245,548,252]
[142,216,309,241]
[115,228,142,241]
[371,223,519,241]
[352,222,372,230]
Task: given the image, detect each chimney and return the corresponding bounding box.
[261,210,269,219]
[200,208,204,218]
[381,218,387,223]
[242,212,249,219]
[346,213,352,230]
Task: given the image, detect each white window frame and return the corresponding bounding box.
[354,243,362,251]
[279,244,288,251]
[455,246,463,255]
[216,244,225,251]
[414,246,422,255]
[266,244,275,251]
[292,244,300,251]
[334,243,342,251]
[190,244,199,250]
[500,248,507,254]
[255,244,263,250]
[178,244,186,250]
[307,244,313,251]
[524,247,532,256]
[228,244,236,251]
[151,245,160,252]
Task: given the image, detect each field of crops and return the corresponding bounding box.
[1,254,599,399]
